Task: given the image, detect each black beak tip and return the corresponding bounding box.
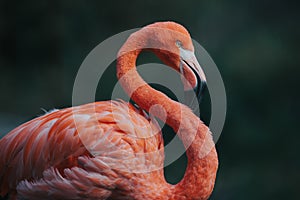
[195,80,207,102]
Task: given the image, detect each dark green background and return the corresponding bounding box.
[0,0,299,199]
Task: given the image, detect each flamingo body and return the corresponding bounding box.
[1,101,167,199]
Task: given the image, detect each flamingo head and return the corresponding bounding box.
[118,21,207,100]
[144,22,207,98]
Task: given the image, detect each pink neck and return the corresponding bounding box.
[116,39,218,200]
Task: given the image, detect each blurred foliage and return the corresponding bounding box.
[0,0,299,199]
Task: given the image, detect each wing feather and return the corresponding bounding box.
[0,100,164,199]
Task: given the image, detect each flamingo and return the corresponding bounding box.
[0,21,218,200]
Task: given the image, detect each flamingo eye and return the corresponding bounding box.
[175,40,183,48]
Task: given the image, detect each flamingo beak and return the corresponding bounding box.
[179,48,207,99]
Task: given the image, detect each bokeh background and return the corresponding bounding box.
[0,0,299,199]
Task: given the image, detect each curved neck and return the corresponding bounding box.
[116,38,218,200]
[117,49,180,127]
